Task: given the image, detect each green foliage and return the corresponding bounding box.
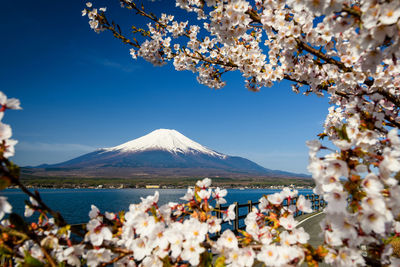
[336,125,350,142]
[0,245,13,262]
[0,160,20,190]
[395,171,400,182]
[161,256,172,267]
[23,252,44,267]
[0,175,11,190]
[7,160,20,179]
[214,255,226,267]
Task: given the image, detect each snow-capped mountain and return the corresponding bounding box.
[102,129,225,158]
[28,129,308,178]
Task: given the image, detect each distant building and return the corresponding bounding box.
[145,185,160,189]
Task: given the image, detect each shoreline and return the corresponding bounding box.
[6,184,314,190]
[16,176,315,190]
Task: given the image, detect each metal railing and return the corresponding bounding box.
[71,194,326,237]
[214,194,326,234]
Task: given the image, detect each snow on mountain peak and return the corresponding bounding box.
[102,129,225,157]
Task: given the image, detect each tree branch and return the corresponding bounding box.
[2,160,84,238]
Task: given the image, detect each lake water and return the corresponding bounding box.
[2,188,313,224]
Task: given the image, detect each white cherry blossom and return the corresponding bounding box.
[180,187,194,201]
[216,229,238,250]
[196,177,211,189]
[257,244,279,266]
[181,239,205,266]
[279,214,298,230]
[86,219,113,246]
[212,187,227,204]
[296,195,313,213]
[131,237,152,261]
[267,192,284,205]
[0,92,22,110]
[182,218,208,243]
[89,205,100,219]
[0,196,12,220]
[86,248,113,267]
[223,204,236,222]
[24,196,38,217]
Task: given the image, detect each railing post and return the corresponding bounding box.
[215,203,221,236]
[293,196,299,217]
[234,201,239,232]
[215,203,221,219]
[214,193,325,236]
[248,200,253,213]
[311,194,315,211]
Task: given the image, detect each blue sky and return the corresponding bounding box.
[1,0,330,174]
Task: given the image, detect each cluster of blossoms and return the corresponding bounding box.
[307,125,400,266]
[1,169,317,266]
[81,0,400,265]
[83,0,400,93]
[0,91,20,222]
[82,2,106,33]
[221,187,315,267]
[0,92,20,160]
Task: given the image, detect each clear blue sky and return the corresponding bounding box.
[1,0,330,174]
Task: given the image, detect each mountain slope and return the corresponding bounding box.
[26,129,309,178]
[102,129,224,157]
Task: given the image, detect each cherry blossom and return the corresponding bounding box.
[212,187,227,204]
[0,123,11,141]
[223,204,236,222]
[267,192,284,205]
[24,196,38,217]
[182,218,208,243]
[180,187,194,201]
[257,244,279,266]
[181,239,205,266]
[89,204,100,219]
[0,92,19,158]
[216,229,238,250]
[140,190,159,209]
[141,255,163,267]
[296,195,312,213]
[86,218,113,246]
[279,214,298,230]
[61,245,85,267]
[86,248,113,267]
[131,237,152,261]
[0,196,11,220]
[197,188,212,200]
[0,92,22,110]
[226,247,255,267]
[195,177,211,189]
[207,216,222,233]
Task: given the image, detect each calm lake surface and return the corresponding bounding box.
[2,188,313,224]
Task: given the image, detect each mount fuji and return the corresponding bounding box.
[26,129,308,178]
